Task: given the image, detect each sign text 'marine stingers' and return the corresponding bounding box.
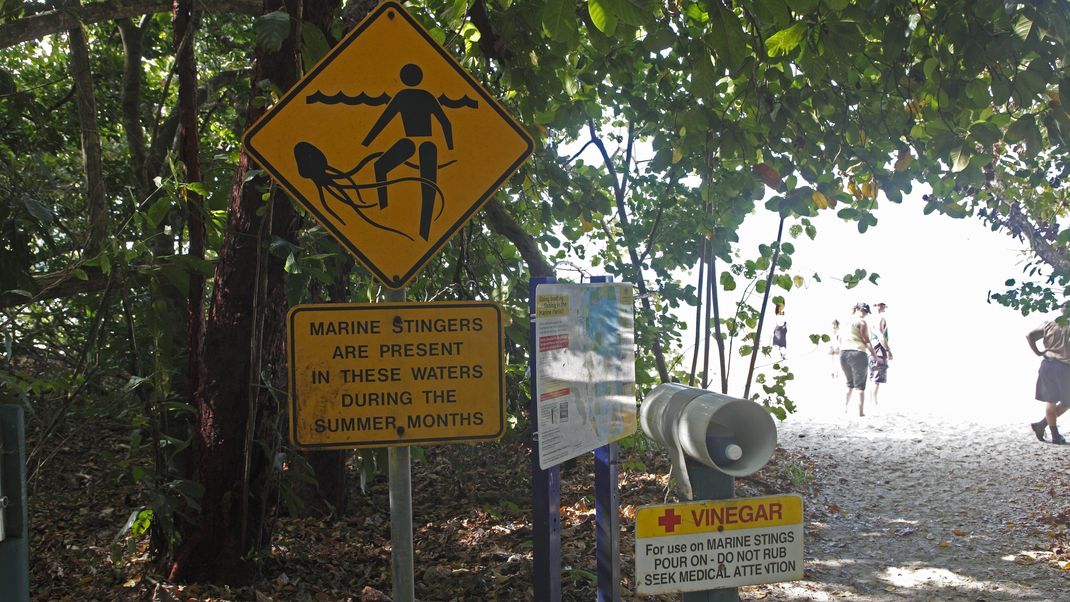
[287,303,505,449]
[243,1,534,289]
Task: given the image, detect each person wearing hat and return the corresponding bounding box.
[842,302,878,416]
[1027,306,1070,444]
[869,302,892,405]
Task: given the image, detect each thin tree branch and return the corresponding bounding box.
[0,0,260,50]
[116,17,148,193]
[67,1,108,255]
[483,198,553,278]
[744,216,785,399]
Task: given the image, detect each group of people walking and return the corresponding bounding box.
[836,302,891,417]
[824,300,1070,440]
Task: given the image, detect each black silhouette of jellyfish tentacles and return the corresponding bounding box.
[295,63,478,241]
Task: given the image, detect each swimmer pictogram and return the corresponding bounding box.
[241,1,534,289]
[296,63,477,241]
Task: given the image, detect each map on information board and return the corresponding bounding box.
[534,282,636,469]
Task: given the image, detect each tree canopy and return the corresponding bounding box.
[1,0,1068,584]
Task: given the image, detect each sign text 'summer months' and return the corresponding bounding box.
[287,302,505,449]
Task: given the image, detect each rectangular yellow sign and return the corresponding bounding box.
[636,495,803,538]
[635,495,804,594]
[287,302,505,449]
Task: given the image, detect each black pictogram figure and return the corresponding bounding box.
[300,64,478,241]
[362,64,451,241]
[293,141,449,242]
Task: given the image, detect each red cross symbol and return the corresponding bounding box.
[658,508,682,533]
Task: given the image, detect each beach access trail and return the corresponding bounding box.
[753,403,1070,601]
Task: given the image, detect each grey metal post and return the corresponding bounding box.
[384,288,415,602]
[0,404,30,602]
[682,457,739,602]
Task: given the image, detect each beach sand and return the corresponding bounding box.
[750,389,1070,600]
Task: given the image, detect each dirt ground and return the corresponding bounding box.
[24,385,1070,600]
[755,401,1070,601]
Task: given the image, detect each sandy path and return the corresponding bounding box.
[752,403,1070,601]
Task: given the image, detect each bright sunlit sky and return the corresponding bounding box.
[673,185,1045,424]
[560,134,1053,425]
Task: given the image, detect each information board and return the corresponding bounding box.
[635,495,804,594]
[534,282,636,469]
[287,302,504,449]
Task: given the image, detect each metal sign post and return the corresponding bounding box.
[385,288,415,602]
[683,460,739,602]
[529,275,561,601]
[0,404,29,602]
[590,274,621,602]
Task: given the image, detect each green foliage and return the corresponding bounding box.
[781,459,813,491]
[255,10,292,52]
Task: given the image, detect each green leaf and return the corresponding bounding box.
[1012,14,1033,40]
[950,145,970,172]
[1005,114,1036,144]
[598,0,654,26]
[787,0,819,14]
[720,270,737,291]
[171,254,215,277]
[588,0,618,34]
[766,22,807,57]
[543,0,580,47]
[969,121,1001,147]
[708,5,747,73]
[300,21,331,71]
[146,196,172,228]
[255,10,291,52]
[823,0,849,10]
[689,53,717,99]
[130,508,154,538]
[923,57,938,82]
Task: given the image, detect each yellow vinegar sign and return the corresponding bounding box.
[244,1,533,289]
[287,302,505,449]
[635,495,804,594]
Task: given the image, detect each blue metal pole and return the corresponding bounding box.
[0,404,30,602]
[530,276,560,602]
[590,275,621,602]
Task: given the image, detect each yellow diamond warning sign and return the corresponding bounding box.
[244,2,533,289]
[287,302,505,449]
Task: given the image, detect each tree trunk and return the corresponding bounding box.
[294,254,353,516]
[166,0,339,583]
[174,0,205,414]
